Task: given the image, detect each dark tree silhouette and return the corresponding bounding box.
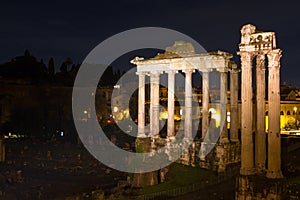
[100,65,114,86]
[64,57,73,71]
[48,57,55,75]
[24,49,30,57]
[60,62,68,74]
[0,50,48,83]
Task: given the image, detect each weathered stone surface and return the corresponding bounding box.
[238,24,283,178]
[164,41,195,57]
[236,175,287,200]
[131,172,158,188]
[173,140,241,173]
[132,138,159,188]
[230,63,239,142]
[239,51,255,175]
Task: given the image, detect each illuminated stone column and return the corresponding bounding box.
[150,71,160,137]
[239,52,255,175]
[137,72,146,137]
[255,54,266,173]
[202,70,210,139]
[230,67,239,142]
[184,69,193,140]
[167,70,176,138]
[266,49,283,179]
[220,70,229,143]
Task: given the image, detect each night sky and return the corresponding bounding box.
[1,0,299,86]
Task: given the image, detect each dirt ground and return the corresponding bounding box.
[0,138,127,199]
[1,137,300,199]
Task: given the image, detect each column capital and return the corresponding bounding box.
[150,71,161,83]
[150,71,163,76]
[229,61,237,70]
[218,68,229,73]
[230,68,240,73]
[267,49,282,69]
[165,70,177,75]
[256,53,266,71]
[182,69,194,74]
[256,52,266,60]
[201,69,212,73]
[136,71,148,76]
[238,51,255,67]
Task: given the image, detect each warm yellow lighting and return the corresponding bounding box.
[174,115,181,121]
[83,110,88,114]
[209,108,220,127]
[123,109,130,119]
[116,112,124,121]
[227,111,231,122]
[160,111,168,120]
[209,108,216,114]
[113,106,118,112]
[227,116,231,123]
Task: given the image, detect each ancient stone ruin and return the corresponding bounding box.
[131,24,284,196]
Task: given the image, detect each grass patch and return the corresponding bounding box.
[139,163,216,194]
[288,176,300,184]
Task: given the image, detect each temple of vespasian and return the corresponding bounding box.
[131,24,283,179]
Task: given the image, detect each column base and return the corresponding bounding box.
[137,132,147,138]
[151,134,160,139]
[220,137,229,144]
[255,164,266,174]
[240,167,256,176]
[183,137,193,143]
[199,142,207,161]
[166,136,175,142]
[266,170,283,179]
[218,164,226,173]
[230,138,240,143]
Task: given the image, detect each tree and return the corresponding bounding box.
[60,62,68,74]
[24,49,30,57]
[48,57,55,75]
[64,57,73,72]
[60,57,73,74]
[101,65,114,86]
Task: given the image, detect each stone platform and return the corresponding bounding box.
[236,175,287,200]
[151,137,241,173]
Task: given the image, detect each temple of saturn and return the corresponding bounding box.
[131,24,283,180]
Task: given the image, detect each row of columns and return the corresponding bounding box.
[239,49,283,178]
[137,68,240,142]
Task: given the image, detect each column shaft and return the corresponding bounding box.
[202,71,209,139]
[184,70,193,140]
[255,54,266,173]
[230,69,239,141]
[138,73,146,137]
[220,71,228,142]
[150,72,160,137]
[266,50,283,179]
[167,71,176,138]
[239,52,255,175]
